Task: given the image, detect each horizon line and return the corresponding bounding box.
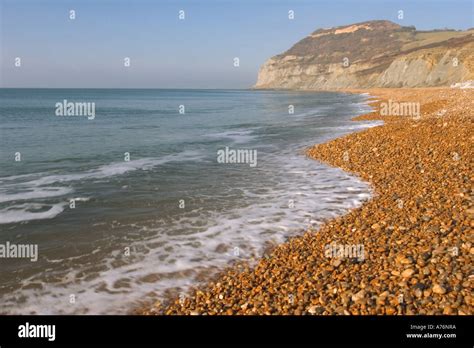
[0,87,254,90]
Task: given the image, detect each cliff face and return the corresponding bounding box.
[254,20,474,89]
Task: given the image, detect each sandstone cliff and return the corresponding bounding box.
[254,20,474,89]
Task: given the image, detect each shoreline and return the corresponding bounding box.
[141,87,472,315]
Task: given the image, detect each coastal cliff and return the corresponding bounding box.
[254,20,474,89]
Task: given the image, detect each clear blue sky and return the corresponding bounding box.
[1,0,473,88]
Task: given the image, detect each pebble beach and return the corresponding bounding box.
[142,88,473,315]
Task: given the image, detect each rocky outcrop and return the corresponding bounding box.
[254,20,474,89]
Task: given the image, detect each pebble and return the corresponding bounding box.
[432,284,447,295]
[401,269,415,278]
[351,290,366,303]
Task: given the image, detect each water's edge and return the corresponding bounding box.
[140,92,381,314]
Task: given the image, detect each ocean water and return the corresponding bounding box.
[0,89,380,314]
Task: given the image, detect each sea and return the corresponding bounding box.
[0,88,381,314]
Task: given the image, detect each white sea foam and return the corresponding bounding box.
[17,152,200,187]
[0,187,73,203]
[0,172,47,183]
[320,120,383,131]
[0,151,203,224]
[0,203,66,224]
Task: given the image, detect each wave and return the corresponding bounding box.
[0,203,66,224]
[0,150,203,224]
[0,187,73,204]
[17,152,200,187]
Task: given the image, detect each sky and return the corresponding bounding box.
[1,0,473,89]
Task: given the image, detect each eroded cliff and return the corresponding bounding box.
[254,20,474,89]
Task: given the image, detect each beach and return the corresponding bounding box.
[0,89,375,314]
[146,88,473,315]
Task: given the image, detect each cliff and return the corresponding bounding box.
[254,20,474,89]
